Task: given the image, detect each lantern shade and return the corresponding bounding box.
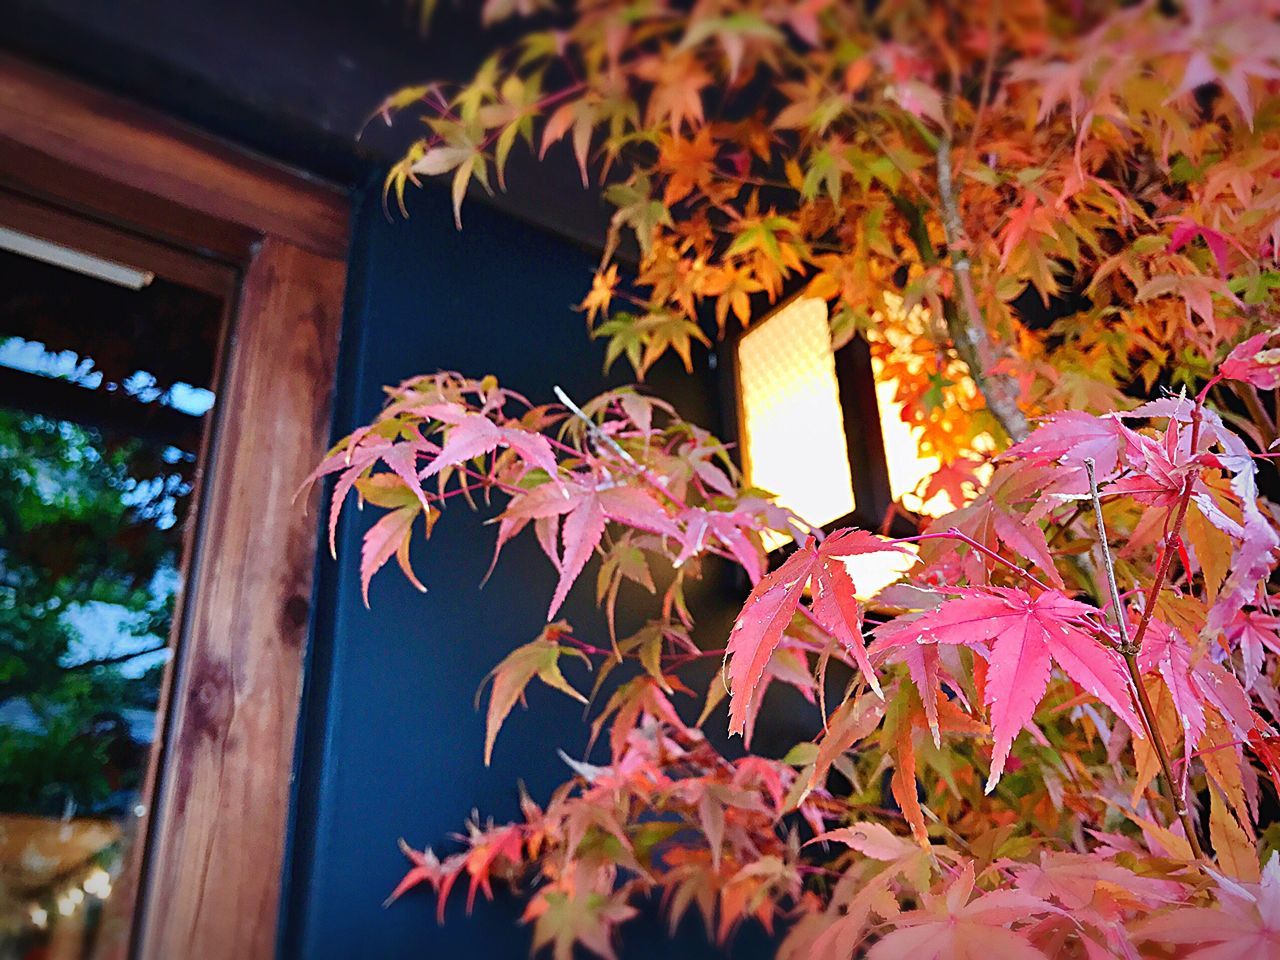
[736,297,855,536]
[734,295,955,598]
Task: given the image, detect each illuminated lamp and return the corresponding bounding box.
[730,295,961,597]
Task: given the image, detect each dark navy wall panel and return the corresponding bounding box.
[280,183,779,959]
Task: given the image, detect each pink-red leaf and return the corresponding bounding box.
[726,530,901,740]
[548,491,607,619]
[877,588,1141,791]
[1222,330,1280,391]
[420,414,504,481]
[725,540,816,740]
[360,505,422,606]
[812,556,882,698]
[866,861,1057,960]
[1006,412,1129,499]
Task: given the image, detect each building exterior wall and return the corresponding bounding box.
[280,179,777,959]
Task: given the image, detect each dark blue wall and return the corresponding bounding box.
[280,183,782,959]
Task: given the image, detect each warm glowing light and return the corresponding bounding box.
[57,896,76,917]
[841,544,920,600]
[738,298,855,537]
[871,293,993,517]
[29,906,48,929]
[84,868,112,898]
[66,887,84,906]
[872,358,953,518]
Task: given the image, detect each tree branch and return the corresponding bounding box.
[1083,457,1206,863]
[893,153,1029,445]
[934,135,1030,443]
[1238,382,1277,448]
[64,642,169,672]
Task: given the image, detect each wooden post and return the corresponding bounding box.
[135,240,343,960]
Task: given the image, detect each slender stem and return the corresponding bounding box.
[899,528,1051,592]
[1083,460,1131,650]
[1127,412,1202,657]
[554,385,637,466]
[563,636,617,659]
[1082,458,1207,862]
[1046,502,1088,549]
[1123,652,1205,861]
[553,384,691,513]
[964,0,1001,158]
[666,647,727,666]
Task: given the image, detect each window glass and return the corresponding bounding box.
[0,239,221,958]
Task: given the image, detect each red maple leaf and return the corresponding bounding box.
[725,529,904,741]
[384,840,466,923]
[1134,855,1280,957]
[1222,608,1280,691]
[1222,329,1280,391]
[1108,417,1205,508]
[1137,620,1209,794]
[493,478,679,619]
[874,588,1142,791]
[1005,411,1130,503]
[1167,218,1236,278]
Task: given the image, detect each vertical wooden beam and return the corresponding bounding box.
[136,239,344,960]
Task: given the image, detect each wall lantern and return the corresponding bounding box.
[728,295,954,597]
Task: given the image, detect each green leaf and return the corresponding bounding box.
[482,631,588,765]
[781,742,819,767]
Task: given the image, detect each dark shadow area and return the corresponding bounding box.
[281,174,821,958]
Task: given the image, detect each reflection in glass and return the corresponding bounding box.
[0,244,221,958]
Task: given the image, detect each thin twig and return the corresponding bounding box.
[1127,412,1202,658]
[554,385,638,466]
[1083,459,1132,652]
[1082,458,1207,863]
[1239,383,1277,448]
[553,384,689,513]
[965,0,1002,159]
[898,528,1051,591]
[1046,502,1088,549]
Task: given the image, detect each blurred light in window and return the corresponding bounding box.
[870,293,993,518]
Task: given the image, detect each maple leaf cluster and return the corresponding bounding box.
[312,345,1280,956]
[378,0,1280,463]
[311,0,1280,955]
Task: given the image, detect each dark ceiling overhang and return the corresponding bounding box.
[3,0,614,252]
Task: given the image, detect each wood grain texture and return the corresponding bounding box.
[0,139,260,263]
[135,239,344,960]
[0,56,349,258]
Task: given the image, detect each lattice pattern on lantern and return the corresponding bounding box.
[737,297,855,536]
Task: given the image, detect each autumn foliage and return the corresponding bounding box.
[317,1,1280,956]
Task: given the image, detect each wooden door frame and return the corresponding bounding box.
[0,55,349,960]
